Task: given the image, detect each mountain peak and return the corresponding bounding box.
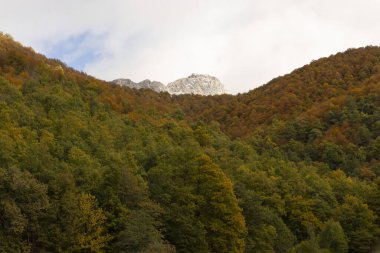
[113,78,166,92]
[167,74,225,95]
[113,74,226,96]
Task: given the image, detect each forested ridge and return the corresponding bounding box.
[0,33,379,253]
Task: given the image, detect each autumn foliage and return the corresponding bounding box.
[0,33,379,252]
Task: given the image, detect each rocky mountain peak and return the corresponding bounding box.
[113,78,166,92]
[112,74,226,96]
[166,74,225,95]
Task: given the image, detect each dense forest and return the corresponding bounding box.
[0,33,379,253]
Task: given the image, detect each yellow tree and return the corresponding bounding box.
[75,193,110,253]
[191,155,247,253]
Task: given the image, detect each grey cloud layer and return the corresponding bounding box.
[1,0,379,93]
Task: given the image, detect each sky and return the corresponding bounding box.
[1,0,380,94]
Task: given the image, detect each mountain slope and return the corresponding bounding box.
[0,33,379,253]
[174,46,380,137]
[173,46,380,178]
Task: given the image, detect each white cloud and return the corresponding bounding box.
[1,0,380,94]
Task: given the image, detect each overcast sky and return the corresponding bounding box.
[1,0,380,94]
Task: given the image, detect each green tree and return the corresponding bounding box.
[38,174,109,252]
[334,195,378,253]
[97,159,172,253]
[0,167,49,251]
[192,155,246,253]
[318,220,347,253]
[148,163,209,253]
[293,239,327,253]
[148,154,246,253]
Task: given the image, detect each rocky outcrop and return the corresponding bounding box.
[113,78,166,92]
[166,74,225,95]
[112,74,225,96]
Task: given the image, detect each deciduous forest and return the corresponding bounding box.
[0,33,379,252]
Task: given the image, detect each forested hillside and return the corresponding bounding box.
[0,33,379,253]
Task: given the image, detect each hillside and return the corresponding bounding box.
[174,47,380,137]
[0,33,379,253]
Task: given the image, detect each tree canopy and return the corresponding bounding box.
[0,33,379,252]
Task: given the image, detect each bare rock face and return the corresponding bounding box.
[112,74,226,96]
[166,74,225,95]
[113,78,166,92]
